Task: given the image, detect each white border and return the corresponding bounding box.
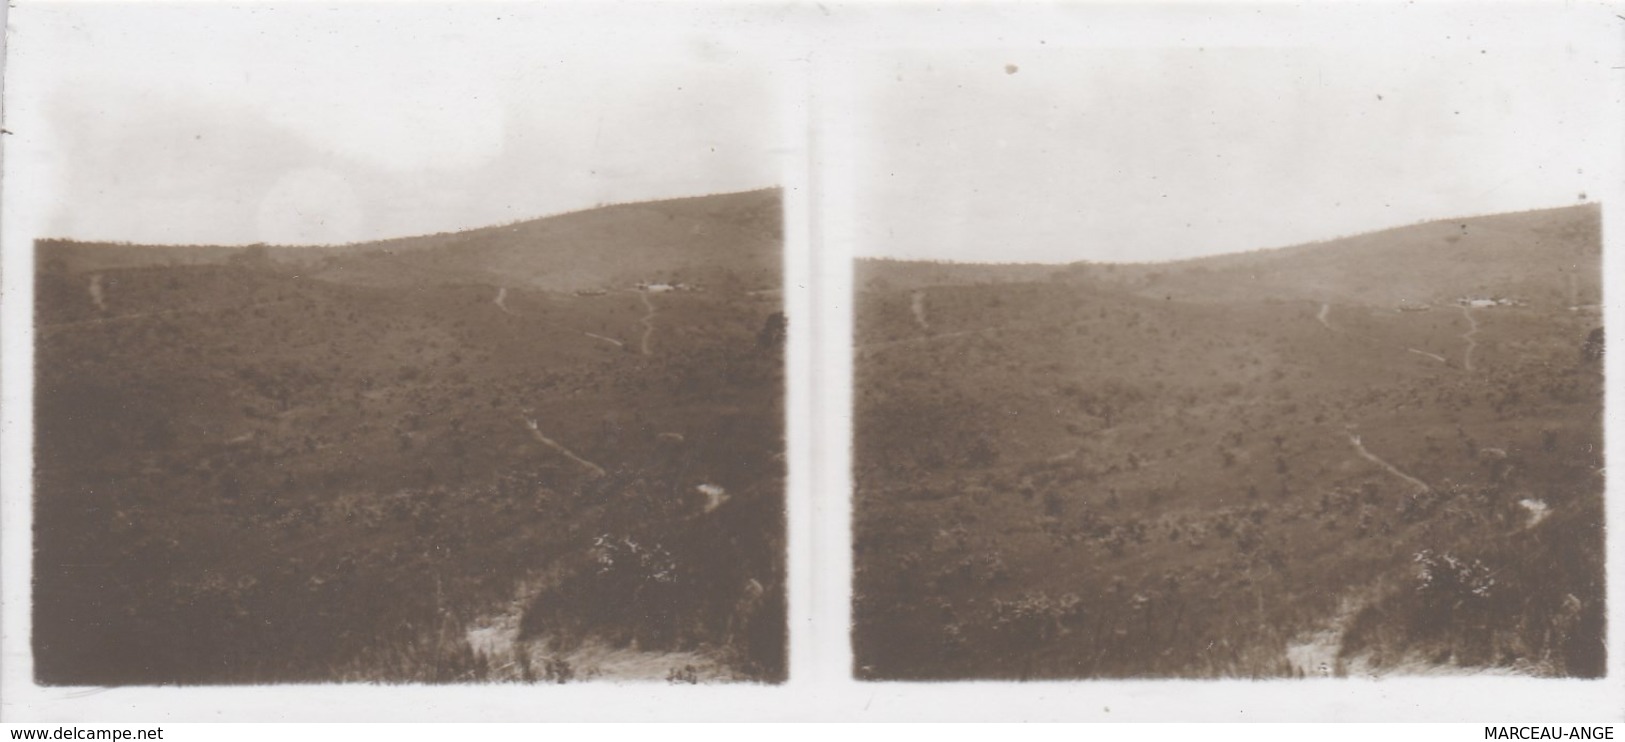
[2,0,1623,723]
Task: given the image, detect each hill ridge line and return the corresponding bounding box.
[857,202,1599,270]
[36,186,783,251]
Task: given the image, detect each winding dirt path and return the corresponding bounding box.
[1285,585,1534,678]
[464,569,734,682]
[494,287,518,316]
[1318,302,1455,369]
[1347,432,1430,494]
[911,290,929,331]
[1458,305,1479,371]
[583,332,624,348]
[636,291,657,355]
[522,416,606,477]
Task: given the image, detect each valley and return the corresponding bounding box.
[852,204,1605,680]
[33,189,788,685]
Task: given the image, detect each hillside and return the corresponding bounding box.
[34,191,787,684]
[1071,203,1603,307]
[40,188,783,293]
[859,204,1601,307]
[853,204,1604,680]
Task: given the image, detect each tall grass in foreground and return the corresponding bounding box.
[1340,499,1605,677]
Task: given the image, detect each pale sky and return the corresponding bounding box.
[848,4,1623,264]
[10,3,1622,258]
[10,3,787,246]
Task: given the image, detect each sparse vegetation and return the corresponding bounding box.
[853,204,1603,680]
[34,189,787,684]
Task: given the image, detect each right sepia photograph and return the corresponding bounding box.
[850,44,1606,681]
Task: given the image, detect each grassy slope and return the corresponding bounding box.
[853,204,1603,679]
[34,191,786,684]
[1071,203,1603,307]
[40,188,782,294]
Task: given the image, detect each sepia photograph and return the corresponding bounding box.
[4,0,1624,726]
[850,28,1610,680]
[19,3,788,685]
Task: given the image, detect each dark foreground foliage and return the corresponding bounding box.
[34,190,786,684]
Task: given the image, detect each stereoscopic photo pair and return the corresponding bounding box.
[10,2,1610,691]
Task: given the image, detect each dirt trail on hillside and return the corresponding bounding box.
[459,417,738,683]
[494,287,518,316]
[1286,589,1533,678]
[522,416,606,477]
[464,572,734,683]
[636,291,657,355]
[911,290,929,331]
[1458,305,1480,371]
[1319,302,1455,368]
[88,274,107,312]
[1286,597,1364,677]
[1347,432,1430,494]
[584,332,625,348]
[1280,591,1534,675]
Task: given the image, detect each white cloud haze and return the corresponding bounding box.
[14,3,785,246]
[847,4,1621,263]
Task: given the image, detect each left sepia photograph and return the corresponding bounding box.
[22,3,788,685]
